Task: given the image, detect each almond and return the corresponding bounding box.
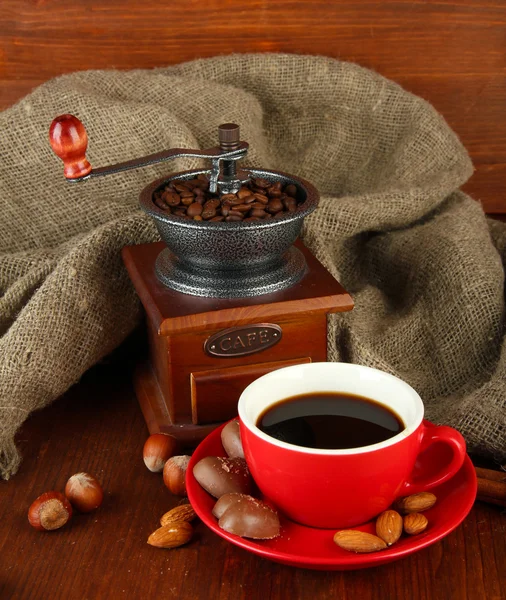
[394,492,437,514]
[160,504,197,527]
[147,522,193,549]
[403,512,428,535]
[333,530,387,553]
[375,510,403,546]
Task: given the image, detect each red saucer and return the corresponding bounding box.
[186,420,477,570]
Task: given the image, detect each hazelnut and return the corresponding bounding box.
[163,455,191,496]
[28,491,72,531]
[65,472,104,513]
[143,433,178,473]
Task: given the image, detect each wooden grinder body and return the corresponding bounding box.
[122,240,354,444]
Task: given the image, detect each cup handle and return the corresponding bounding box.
[400,424,467,496]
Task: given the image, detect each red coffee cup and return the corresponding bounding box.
[238,362,466,529]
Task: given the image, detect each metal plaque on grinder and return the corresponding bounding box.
[205,324,282,357]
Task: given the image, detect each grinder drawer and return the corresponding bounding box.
[190,357,311,425]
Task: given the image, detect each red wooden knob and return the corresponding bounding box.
[49,114,92,179]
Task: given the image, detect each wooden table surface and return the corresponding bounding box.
[1,336,505,600]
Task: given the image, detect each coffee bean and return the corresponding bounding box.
[237,187,252,200]
[181,196,194,206]
[266,199,283,214]
[154,197,169,210]
[234,204,252,213]
[204,199,221,210]
[154,177,302,223]
[285,184,297,198]
[202,206,217,220]
[252,178,270,189]
[268,182,282,197]
[162,191,181,207]
[187,203,203,217]
[249,208,266,218]
[223,197,244,206]
[283,197,297,212]
[253,193,269,204]
[193,181,208,190]
[243,217,260,222]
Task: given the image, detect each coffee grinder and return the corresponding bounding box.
[49,116,354,444]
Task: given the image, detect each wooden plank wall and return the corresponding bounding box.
[1,1,505,213]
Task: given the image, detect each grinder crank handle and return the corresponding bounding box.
[48,115,248,192]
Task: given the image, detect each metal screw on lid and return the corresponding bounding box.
[218,123,241,150]
[218,123,241,183]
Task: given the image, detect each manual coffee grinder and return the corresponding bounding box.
[49,116,354,445]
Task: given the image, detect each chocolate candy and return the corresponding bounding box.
[212,493,249,519]
[220,420,245,459]
[218,495,280,540]
[193,456,252,498]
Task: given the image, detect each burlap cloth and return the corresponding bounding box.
[1,54,505,480]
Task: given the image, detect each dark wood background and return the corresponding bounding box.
[1,0,505,213]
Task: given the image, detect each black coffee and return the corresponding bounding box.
[257,392,404,450]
